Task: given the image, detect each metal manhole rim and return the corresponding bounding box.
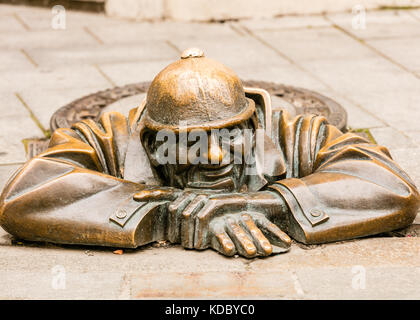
[49,80,348,133]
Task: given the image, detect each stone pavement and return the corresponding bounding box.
[0,4,419,299]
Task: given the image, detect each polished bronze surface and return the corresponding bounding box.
[0,49,418,258]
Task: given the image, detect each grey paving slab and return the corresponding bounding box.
[14,9,125,31]
[90,21,239,44]
[0,270,125,299]
[233,61,328,92]
[410,9,420,21]
[389,147,420,188]
[0,114,43,164]
[0,29,99,50]
[0,49,36,72]
[296,266,420,299]
[0,237,417,299]
[327,10,420,40]
[98,59,174,87]
[253,26,376,62]
[130,270,298,299]
[370,127,416,150]
[17,86,112,130]
[313,89,386,129]
[404,131,420,146]
[170,33,291,70]
[0,226,12,247]
[0,92,30,117]
[239,15,331,31]
[0,14,27,32]
[0,4,49,15]
[26,42,178,69]
[0,65,111,94]
[300,57,420,131]
[368,37,420,72]
[0,92,43,163]
[0,163,21,190]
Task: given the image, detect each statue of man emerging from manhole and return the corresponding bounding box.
[1,48,419,258]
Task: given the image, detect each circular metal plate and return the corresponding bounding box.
[50,81,347,132]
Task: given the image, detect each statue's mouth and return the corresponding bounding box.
[186,163,242,191]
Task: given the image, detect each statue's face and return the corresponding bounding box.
[142,120,255,192]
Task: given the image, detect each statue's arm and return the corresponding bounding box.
[0,116,168,248]
[269,112,420,244]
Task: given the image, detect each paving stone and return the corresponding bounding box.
[410,9,420,20]
[368,37,420,72]
[130,270,297,299]
[0,270,125,299]
[0,114,43,164]
[0,49,36,72]
[389,147,420,189]
[300,57,420,131]
[0,237,417,299]
[162,33,292,71]
[0,227,12,247]
[296,266,420,299]
[0,29,98,50]
[0,65,111,94]
[0,14,27,32]
[232,61,328,92]
[14,9,124,31]
[313,88,386,129]
[0,164,22,190]
[18,86,111,130]
[370,127,417,149]
[327,10,420,40]
[0,92,31,117]
[239,15,331,31]
[404,131,420,146]
[98,59,174,86]
[26,42,178,68]
[254,26,376,62]
[90,21,238,44]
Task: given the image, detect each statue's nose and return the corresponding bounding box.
[208,134,223,164]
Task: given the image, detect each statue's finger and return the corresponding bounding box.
[240,214,272,256]
[180,195,207,248]
[167,192,195,243]
[214,232,236,256]
[193,200,219,249]
[225,218,257,258]
[255,217,291,251]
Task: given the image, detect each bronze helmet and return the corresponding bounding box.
[143,48,255,132]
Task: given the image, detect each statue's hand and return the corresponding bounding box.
[168,191,291,258]
[207,212,291,258]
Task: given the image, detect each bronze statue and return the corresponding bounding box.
[0,48,419,258]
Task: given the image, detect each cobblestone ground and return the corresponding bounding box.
[0,4,419,299]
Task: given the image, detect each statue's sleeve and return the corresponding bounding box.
[0,112,167,248]
[268,111,420,244]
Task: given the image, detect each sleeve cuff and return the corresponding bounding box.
[269,178,329,243]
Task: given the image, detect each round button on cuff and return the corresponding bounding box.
[310,209,323,218]
[116,209,127,219]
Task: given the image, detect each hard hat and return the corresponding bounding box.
[143,48,255,132]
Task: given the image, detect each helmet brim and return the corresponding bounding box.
[143,98,255,132]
